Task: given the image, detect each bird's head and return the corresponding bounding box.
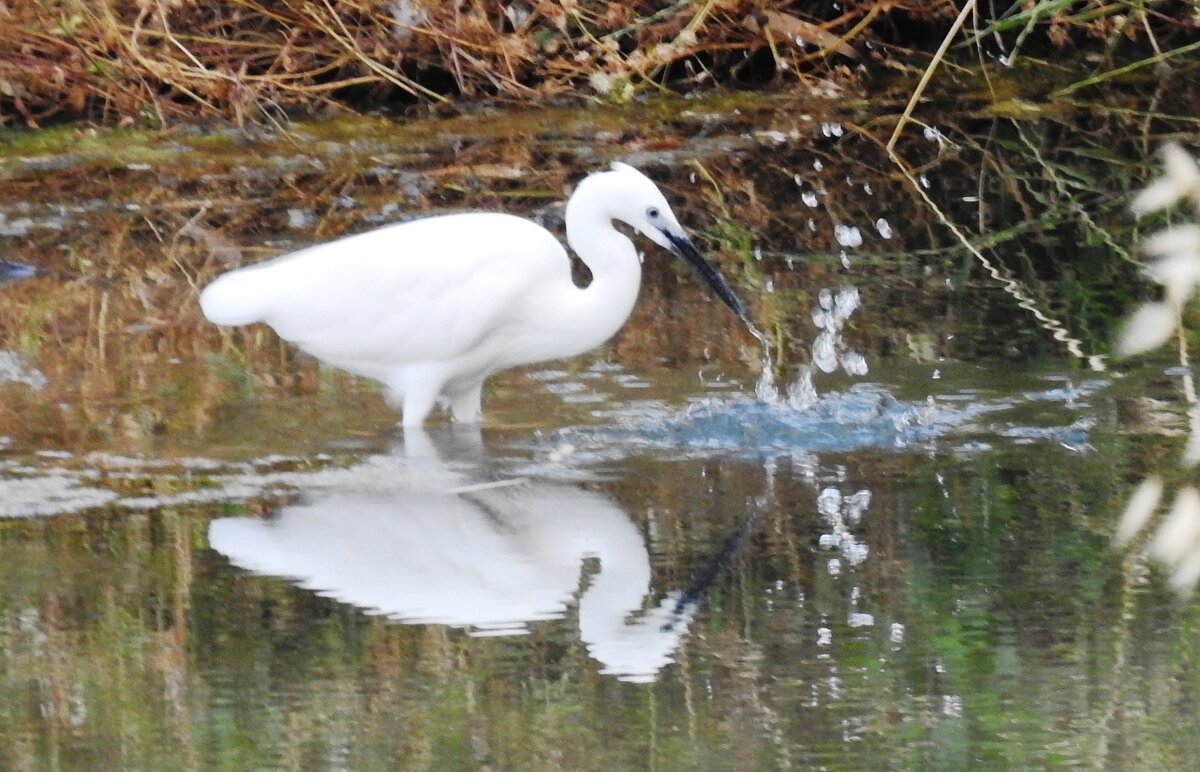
[603,162,748,321]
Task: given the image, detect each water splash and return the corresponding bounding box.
[554,375,1108,460]
[811,287,867,377]
[741,286,867,408]
[587,384,1005,456]
[746,323,782,404]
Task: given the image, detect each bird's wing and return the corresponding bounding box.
[209,213,568,366]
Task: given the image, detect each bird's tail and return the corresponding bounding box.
[199,268,271,326]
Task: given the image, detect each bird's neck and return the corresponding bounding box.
[544,208,641,358]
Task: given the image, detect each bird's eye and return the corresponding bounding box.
[647,206,661,220]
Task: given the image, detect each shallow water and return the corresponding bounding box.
[3,84,1200,768]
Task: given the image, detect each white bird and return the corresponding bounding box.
[199,162,747,426]
[207,430,695,682]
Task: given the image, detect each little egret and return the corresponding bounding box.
[200,162,748,426]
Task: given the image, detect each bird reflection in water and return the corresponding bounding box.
[209,428,706,683]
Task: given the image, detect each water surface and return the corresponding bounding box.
[2,86,1199,769]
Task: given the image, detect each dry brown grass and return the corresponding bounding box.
[0,0,942,126]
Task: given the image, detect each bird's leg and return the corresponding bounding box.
[401,389,441,427]
[449,382,484,424]
[390,370,445,428]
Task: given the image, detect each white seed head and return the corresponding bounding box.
[1143,250,1200,306]
[1142,224,1200,259]
[1114,476,1163,547]
[1115,301,1177,357]
[1163,142,1200,191]
[1131,178,1185,217]
[1171,548,1200,597]
[1148,486,1200,566]
[1131,144,1200,216]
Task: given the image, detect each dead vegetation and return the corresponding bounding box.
[0,1,1194,127]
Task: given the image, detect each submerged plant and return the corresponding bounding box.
[1114,143,1200,595]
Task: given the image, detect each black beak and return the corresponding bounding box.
[664,231,747,321]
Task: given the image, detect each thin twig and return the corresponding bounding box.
[886,0,976,154]
[1050,40,1200,98]
[887,147,1106,371]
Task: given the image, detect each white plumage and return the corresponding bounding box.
[207,429,695,681]
[200,162,746,426]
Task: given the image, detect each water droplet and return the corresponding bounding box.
[874,217,893,239]
[840,352,868,376]
[834,224,862,248]
[820,122,844,138]
[786,367,818,409]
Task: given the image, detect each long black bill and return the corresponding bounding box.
[665,231,748,321]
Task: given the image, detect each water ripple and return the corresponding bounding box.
[552,380,1106,459]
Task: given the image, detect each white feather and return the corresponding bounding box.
[198,164,743,426]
